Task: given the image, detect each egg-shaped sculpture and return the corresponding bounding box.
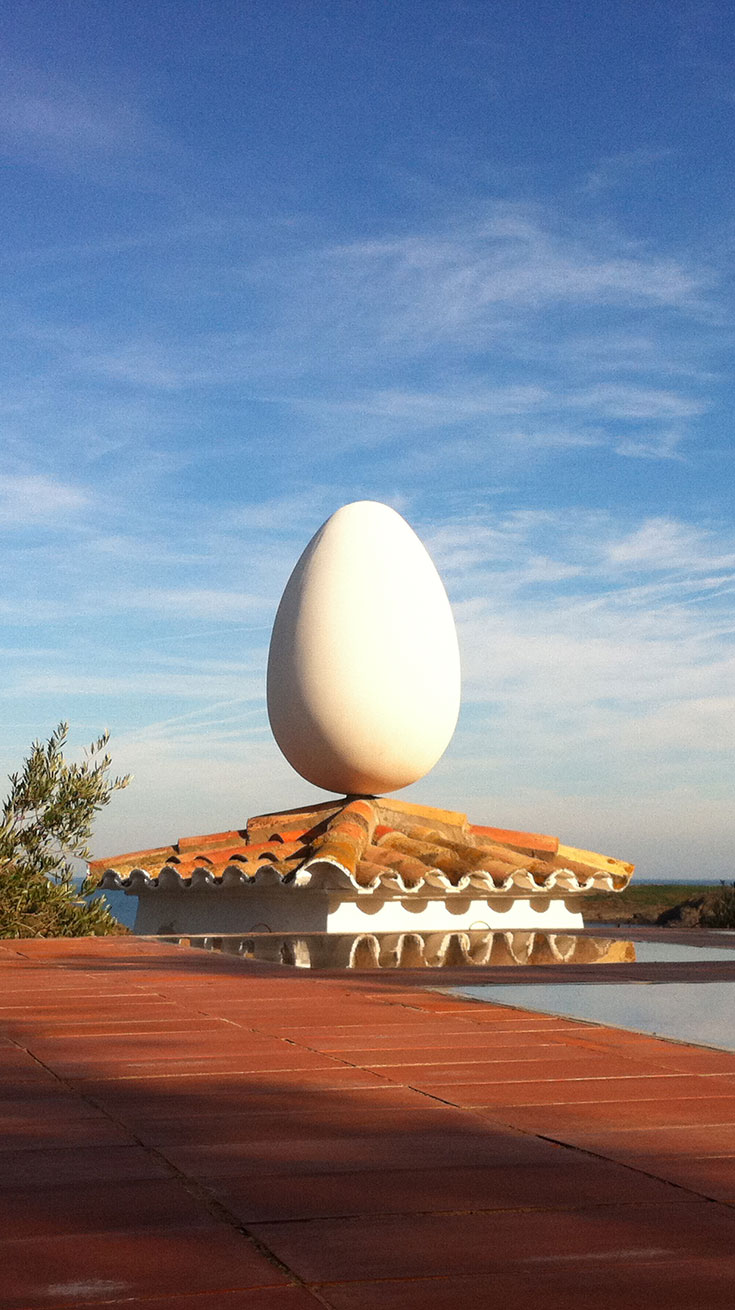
[266,500,461,795]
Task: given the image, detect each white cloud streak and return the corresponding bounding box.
[0,474,89,525]
[0,66,153,161]
[421,512,735,788]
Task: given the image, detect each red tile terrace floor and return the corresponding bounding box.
[2,936,735,1309]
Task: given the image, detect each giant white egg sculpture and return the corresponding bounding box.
[266,500,461,795]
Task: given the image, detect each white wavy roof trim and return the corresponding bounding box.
[97,858,625,896]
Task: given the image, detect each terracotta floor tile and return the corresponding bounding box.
[301,1023,578,1052]
[428,1072,735,1107]
[94,1291,322,1310]
[0,1113,137,1152]
[252,1201,735,1283]
[0,999,181,1016]
[0,1049,60,1081]
[520,1093,735,1131]
[48,1049,345,1079]
[132,1103,471,1147]
[267,1019,441,1034]
[255,1013,456,1032]
[555,1032,735,1071]
[638,1047,735,1074]
[260,1015,429,1031]
[25,1028,278,1052]
[167,1125,565,1179]
[356,1041,581,1067]
[115,1084,426,1126]
[625,1154,735,1202]
[13,1018,247,1040]
[419,1004,598,1023]
[0,1145,172,1189]
[315,1258,735,1310]
[251,1019,407,1036]
[0,1225,288,1308]
[213,1156,689,1223]
[0,1093,100,1123]
[0,1077,86,1104]
[0,1177,220,1240]
[429,1063,728,1105]
[561,1122,735,1161]
[77,1065,390,1101]
[0,1004,165,1023]
[376,1054,659,1090]
[562,1028,684,1050]
[231,1002,397,1018]
[24,1036,326,1062]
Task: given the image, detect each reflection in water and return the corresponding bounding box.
[155,930,636,970]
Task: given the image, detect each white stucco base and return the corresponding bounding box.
[130,889,584,936]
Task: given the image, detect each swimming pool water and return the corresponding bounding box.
[454,979,735,1053]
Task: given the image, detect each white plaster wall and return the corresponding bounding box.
[132,890,583,936]
[324,896,584,932]
[133,890,332,935]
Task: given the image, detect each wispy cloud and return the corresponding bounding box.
[112,588,267,620]
[606,518,735,573]
[565,385,706,420]
[289,208,709,342]
[0,62,154,163]
[292,380,707,448]
[421,510,735,785]
[1,198,721,474]
[0,473,89,526]
[0,584,272,627]
[7,669,264,702]
[580,148,677,196]
[9,204,715,371]
[1,90,124,152]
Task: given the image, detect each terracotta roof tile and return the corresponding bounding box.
[246,800,342,844]
[177,830,246,852]
[91,797,634,898]
[470,824,559,857]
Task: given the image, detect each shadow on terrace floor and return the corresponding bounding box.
[1,936,735,1308]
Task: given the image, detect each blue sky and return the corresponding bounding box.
[1,0,733,879]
